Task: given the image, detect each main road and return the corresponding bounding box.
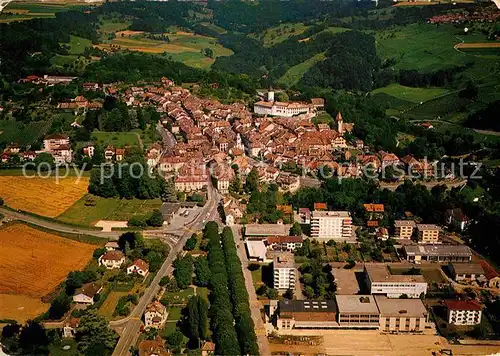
[231,225,271,356]
[111,182,220,356]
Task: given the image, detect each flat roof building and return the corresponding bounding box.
[403,244,472,263]
[449,263,486,283]
[416,224,441,244]
[245,223,288,238]
[273,252,296,291]
[365,264,427,298]
[331,268,361,295]
[245,240,268,262]
[336,295,380,328]
[310,210,352,241]
[375,295,429,333]
[277,299,338,329]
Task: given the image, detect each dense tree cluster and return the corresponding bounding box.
[204,222,240,355]
[76,310,118,356]
[173,255,194,289]
[194,256,211,287]
[183,295,209,346]
[88,148,167,200]
[220,227,259,355]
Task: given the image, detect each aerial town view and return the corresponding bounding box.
[0,0,500,355]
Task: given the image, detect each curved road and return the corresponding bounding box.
[111,182,220,356]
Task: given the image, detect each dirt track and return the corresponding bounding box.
[455,42,500,49]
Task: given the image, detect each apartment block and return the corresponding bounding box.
[394,220,416,239]
[273,252,296,291]
[416,224,441,244]
[446,300,482,326]
[310,210,352,241]
[365,264,427,298]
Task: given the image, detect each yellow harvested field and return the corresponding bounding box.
[116,30,144,36]
[0,223,95,298]
[0,294,49,322]
[456,42,500,48]
[0,176,89,217]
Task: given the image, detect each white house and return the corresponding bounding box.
[104,241,119,251]
[73,282,103,305]
[144,301,168,329]
[98,250,125,269]
[63,318,80,338]
[127,259,149,277]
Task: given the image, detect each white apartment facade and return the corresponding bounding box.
[273,253,296,291]
[310,210,352,241]
[394,220,416,239]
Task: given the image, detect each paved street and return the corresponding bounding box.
[111,183,220,356]
[231,225,271,356]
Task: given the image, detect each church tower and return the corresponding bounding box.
[267,87,275,102]
[336,112,344,135]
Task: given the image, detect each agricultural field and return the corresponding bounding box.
[0,294,48,323]
[98,17,131,34]
[0,223,95,321]
[277,52,326,88]
[96,31,233,69]
[375,23,498,74]
[371,84,450,104]
[0,176,89,217]
[98,290,128,319]
[249,22,309,47]
[298,26,350,43]
[64,35,92,55]
[91,130,141,148]
[57,194,163,226]
[0,1,90,22]
[199,22,227,35]
[0,120,50,146]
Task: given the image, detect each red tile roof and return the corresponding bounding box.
[445,300,481,311]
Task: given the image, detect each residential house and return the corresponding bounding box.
[127,259,149,277]
[82,144,95,158]
[63,317,80,338]
[479,260,500,288]
[445,300,482,326]
[445,208,470,231]
[266,236,303,251]
[144,301,168,329]
[98,250,125,269]
[43,133,72,164]
[73,282,103,305]
[138,336,171,356]
[105,241,120,251]
[201,341,215,356]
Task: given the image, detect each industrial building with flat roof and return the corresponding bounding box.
[365,264,427,298]
[245,223,288,238]
[336,295,380,328]
[276,299,338,329]
[375,295,429,333]
[403,244,472,263]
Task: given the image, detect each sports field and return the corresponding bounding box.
[0,176,89,217]
[57,194,163,226]
[0,224,95,321]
